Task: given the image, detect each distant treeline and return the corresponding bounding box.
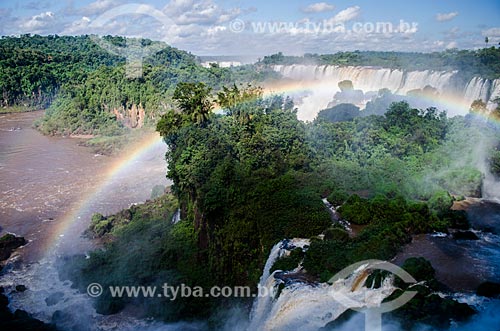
[0,34,194,107]
[0,34,276,136]
[259,48,500,80]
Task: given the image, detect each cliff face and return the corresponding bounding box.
[111,104,145,128]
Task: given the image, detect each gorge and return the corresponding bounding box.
[272,64,500,120]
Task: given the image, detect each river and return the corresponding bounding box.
[0,111,169,261]
[0,111,174,329]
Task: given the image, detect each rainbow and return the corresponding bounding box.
[43,82,499,256]
[263,80,500,125]
[45,132,165,255]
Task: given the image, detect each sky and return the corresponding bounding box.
[0,0,499,57]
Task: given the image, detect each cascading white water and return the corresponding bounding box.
[322,198,352,234]
[1,251,208,331]
[248,239,310,328]
[464,77,492,104]
[248,240,396,331]
[273,65,500,121]
[464,77,500,107]
[482,171,500,202]
[0,251,100,330]
[171,208,181,224]
[274,64,458,94]
[492,79,500,101]
[247,241,285,329]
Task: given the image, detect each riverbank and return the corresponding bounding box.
[0,111,169,262]
[0,110,170,330]
[0,106,39,114]
[394,198,500,292]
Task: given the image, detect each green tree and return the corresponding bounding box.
[217,83,263,123]
[173,82,213,125]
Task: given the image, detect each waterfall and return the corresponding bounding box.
[171,208,181,224]
[249,239,310,327]
[259,241,285,287]
[272,65,500,120]
[247,240,286,328]
[487,79,500,109]
[274,65,458,95]
[464,77,492,104]
[322,198,352,233]
[248,240,396,331]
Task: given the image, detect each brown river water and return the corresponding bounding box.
[0,111,170,262]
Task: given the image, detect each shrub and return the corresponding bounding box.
[338,194,371,225]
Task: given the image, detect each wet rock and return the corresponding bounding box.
[467,201,500,234]
[0,233,26,261]
[15,285,27,292]
[477,281,500,298]
[0,292,58,330]
[0,290,8,307]
[274,271,318,286]
[452,231,479,240]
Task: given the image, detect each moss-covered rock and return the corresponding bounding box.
[395,257,440,290]
[428,190,454,214]
[323,227,349,242]
[270,248,304,273]
[87,194,178,238]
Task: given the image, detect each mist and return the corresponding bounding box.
[270,62,500,121]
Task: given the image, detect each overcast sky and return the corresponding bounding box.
[1,0,499,56]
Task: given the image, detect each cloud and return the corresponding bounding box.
[482,27,500,37]
[81,0,119,16]
[0,0,487,56]
[302,2,335,13]
[328,6,360,24]
[482,27,500,43]
[163,0,241,25]
[20,11,57,33]
[436,12,458,22]
[62,16,92,35]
